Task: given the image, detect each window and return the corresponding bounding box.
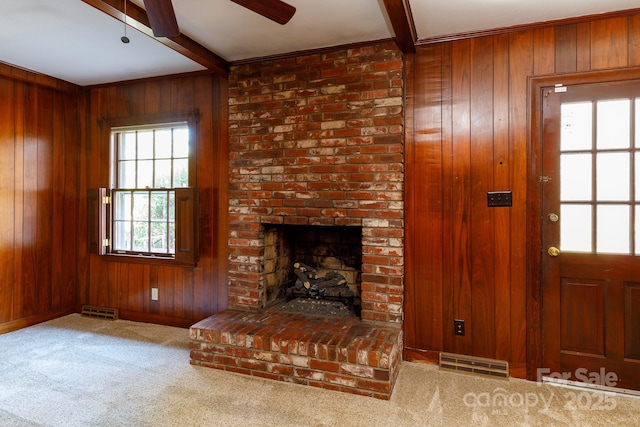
[88,115,199,264]
[112,124,188,255]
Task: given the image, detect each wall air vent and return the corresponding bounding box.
[439,352,509,379]
[81,305,119,320]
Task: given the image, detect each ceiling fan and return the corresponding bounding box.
[142,0,296,38]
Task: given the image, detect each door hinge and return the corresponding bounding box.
[102,196,111,204]
[539,176,552,183]
[545,84,567,96]
[103,239,110,247]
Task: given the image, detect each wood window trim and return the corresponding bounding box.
[88,111,200,266]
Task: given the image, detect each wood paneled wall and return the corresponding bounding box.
[404,12,640,376]
[0,69,80,333]
[80,74,229,327]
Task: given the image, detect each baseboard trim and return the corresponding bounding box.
[0,308,77,335]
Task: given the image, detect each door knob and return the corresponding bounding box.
[548,213,559,222]
[548,246,560,257]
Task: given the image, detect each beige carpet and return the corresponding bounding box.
[0,314,639,426]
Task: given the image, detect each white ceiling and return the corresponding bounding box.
[0,0,638,86]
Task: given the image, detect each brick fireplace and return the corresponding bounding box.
[190,41,405,399]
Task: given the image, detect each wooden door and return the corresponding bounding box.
[541,80,640,391]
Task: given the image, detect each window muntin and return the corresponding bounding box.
[111,124,188,256]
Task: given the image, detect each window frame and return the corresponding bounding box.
[88,112,199,266]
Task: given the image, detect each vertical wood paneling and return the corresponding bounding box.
[534,27,555,75]
[36,87,54,314]
[470,36,495,358]
[0,69,80,331]
[62,93,79,309]
[576,23,592,71]
[12,82,25,321]
[440,43,455,353]
[555,25,577,73]
[492,33,512,361]
[404,45,443,348]
[144,80,161,115]
[22,83,39,317]
[194,75,215,319]
[51,90,65,311]
[507,30,533,365]
[450,39,473,355]
[629,15,640,66]
[590,17,628,69]
[0,78,15,323]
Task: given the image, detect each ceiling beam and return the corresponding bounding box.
[381,0,416,54]
[81,0,229,76]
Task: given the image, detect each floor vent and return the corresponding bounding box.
[81,305,119,320]
[439,352,509,379]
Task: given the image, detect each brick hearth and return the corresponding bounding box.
[191,40,405,398]
[190,309,402,399]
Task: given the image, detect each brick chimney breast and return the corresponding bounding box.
[228,41,404,324]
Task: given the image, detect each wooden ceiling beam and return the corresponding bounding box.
[381,0,417,54]
[81,0,229,76]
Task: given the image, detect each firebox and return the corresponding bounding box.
[263,224,362,316]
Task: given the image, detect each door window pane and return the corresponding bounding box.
[560,204,592,252]
[597,99,630,149]
[561,102,592,151]
[561,153,592,201]
[597,205,630,254]
[596,152,629,201]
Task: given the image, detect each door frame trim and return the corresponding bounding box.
[527,66,640,381]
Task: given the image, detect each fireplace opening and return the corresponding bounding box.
[262,224,362,317]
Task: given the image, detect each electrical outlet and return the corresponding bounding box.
[151,288,159,301]
[487,191,512,207]
[454,319,465,336]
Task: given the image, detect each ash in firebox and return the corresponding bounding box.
[275,298,355,317]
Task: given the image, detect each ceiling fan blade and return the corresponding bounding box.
[142,0,180,37]
[230,0,296,25]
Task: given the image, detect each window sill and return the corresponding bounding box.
[100,253,196,268]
